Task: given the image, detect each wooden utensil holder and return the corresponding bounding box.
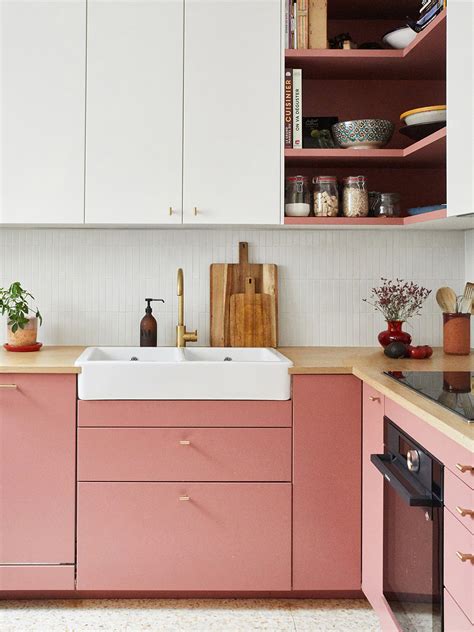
[443,313,471,355]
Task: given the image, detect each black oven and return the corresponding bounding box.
[371,418,444,632]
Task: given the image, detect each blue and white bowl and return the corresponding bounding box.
[332,119,394,149]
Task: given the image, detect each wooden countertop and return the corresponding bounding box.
[0,345,84,374]
[280,346,474,451]
[0,345,472,450]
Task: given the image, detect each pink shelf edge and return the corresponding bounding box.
[284,208,447,226]
[285,11,446,60]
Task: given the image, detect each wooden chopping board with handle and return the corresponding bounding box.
[229,277,276,347]
[210,242,278,347]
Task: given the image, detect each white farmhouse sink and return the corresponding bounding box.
[75,347,292,400]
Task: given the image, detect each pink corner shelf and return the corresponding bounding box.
[285,12,446,80]
[284,208,447,226]
[285,127,446,168]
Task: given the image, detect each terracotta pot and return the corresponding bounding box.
[7,316,38,347]
[443,313,471,355]
[378,320,412,349]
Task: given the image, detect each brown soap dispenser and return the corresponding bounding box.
[140,298,164,347]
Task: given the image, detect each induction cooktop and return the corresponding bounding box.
[384,371,474,422]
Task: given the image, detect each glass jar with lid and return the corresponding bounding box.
[342,176,369,217]
[285,176,311,217]
[312,176,339,216]
[377,192,401,217]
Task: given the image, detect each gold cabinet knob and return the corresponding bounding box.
[179,440,191,446]
[0,384,17,389]
[179,495,190,502]
[169,207,173,216]
[193,206,198,216]
[369,396,380,402]
[456,551,474,562]
[456,506,474,517]
[456,463,474,474]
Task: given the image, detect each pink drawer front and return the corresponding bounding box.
[0,565,75,591]
[78,399,292,428]
[446,468,474,535]
[77,482,291,591]
[78,427,291,482]
[444,508,474,623]
[444,589,474,631]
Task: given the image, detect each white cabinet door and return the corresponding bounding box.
[85,0,183,225]
[0,0,86,224]
[447,0,474,217]
[183,0,281,225]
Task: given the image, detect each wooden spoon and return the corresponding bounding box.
[436,287,457,313]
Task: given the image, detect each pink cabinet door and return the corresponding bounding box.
[292,374,361,591]
[444,589,474,632]
[444,507,474,623]
[78,427,291,482]
[0,374,76,564]
[77,482,291,591]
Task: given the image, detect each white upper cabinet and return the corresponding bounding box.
[0,0,86,224]
[447,0,474,217]
[182,0,282,224]
[85,0,184,224]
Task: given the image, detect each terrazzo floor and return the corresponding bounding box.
[0,598,381,631]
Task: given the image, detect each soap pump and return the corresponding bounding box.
[140,298,164,347]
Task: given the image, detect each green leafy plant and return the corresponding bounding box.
[0,282,42,333]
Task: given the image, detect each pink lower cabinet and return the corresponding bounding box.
[292,374,362,591]
[77,482,291,591]
[444,588,474,631]
[444,507,474,624]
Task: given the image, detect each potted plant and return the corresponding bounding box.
[363,278,431,348]
[0,282,43,349]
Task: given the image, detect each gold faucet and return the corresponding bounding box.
[176,268,198,347]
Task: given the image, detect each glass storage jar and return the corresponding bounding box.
[377,192,401,217]
[285,176,311,217]
[342,176,369,217]
[312,176,339,216]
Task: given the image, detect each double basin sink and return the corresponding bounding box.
[75,347,293,400]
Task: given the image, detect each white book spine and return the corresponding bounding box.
[292,69,302,149]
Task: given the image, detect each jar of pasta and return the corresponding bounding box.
[342,176,369,217]
[313,176,339,216]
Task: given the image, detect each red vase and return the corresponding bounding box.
[378,320,412,348]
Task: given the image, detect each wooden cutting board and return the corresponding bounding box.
[229,277,276,347]
[210,242,278,347]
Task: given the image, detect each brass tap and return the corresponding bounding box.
[176,268,198,347]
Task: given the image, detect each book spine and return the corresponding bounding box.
[293,2,297,49]
[284,69,293,149]
[297,0,309,49]
[285,1,290,48]
[292,69,302,149]
[308,0,327,49]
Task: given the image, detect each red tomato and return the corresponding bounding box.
[405,345,414,358]
[410,346,428,360]
[423,345,433,358]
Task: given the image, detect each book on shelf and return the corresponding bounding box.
[308,0,327,49]
[286,0,327,49]
[292,69,303,149]
[297,0,309,49]
[284,68,303,149]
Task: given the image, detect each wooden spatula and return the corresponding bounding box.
[462,282,474,314]
[435,287,457,313]
[229,277,277,347]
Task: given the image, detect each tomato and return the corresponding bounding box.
[405,345,414,358]
[410,346,428,360]
[423,345,433,358]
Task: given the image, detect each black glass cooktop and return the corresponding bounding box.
[385,371,474,422]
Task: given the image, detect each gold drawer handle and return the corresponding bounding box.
[0,384,17,389]
[456,506,474,518]
[369,396,380,402]
[169,206,173,216]
[193,206,198,216]
[456,463,474,474]
[179,440,191,446]
[456,551,474,562]
[179,495,190,502]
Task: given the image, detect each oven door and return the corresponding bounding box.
[371,454,443,632]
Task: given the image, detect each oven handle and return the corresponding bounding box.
[371,454,436,507]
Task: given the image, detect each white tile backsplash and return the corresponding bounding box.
[0,228,466,347]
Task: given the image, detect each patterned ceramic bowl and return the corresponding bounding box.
[331,119,394,149]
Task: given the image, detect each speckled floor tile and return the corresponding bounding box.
[0,598,381,631]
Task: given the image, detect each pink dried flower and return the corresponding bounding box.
[363,278,431,322]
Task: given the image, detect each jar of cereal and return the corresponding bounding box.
[312,176,339,216]
[342,176,369,217]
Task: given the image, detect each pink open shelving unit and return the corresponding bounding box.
[284,7,447,228]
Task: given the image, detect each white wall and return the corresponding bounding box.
[466,230,474,281]
[0,228,466,347]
